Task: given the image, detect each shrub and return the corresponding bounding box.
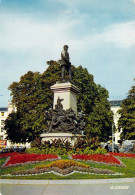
[26,146,107,156]
[95,147,107,154]
[73,136,100,150]
[30,138,72,151]
[25,147,41,154]
[30,137,101,152]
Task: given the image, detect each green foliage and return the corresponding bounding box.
[25,146,107,155]
[118,79,135,140]
[73,136,100,150]
[1,157,135,179]
[25,146,67,155]
[30,138,72,151]
[68,147,107,155]
[81,147,94,155]
[26,136,107,155]
[4,112,27,143]
[5,61,113,142]
[25,147,41,154]
[94,147,107,154]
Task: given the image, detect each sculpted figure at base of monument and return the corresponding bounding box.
[44,97,86,133]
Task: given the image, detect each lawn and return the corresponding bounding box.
[0,155,135,179]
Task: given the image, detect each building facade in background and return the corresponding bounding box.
[109,100,122,144]
[0,101,17,148]
[0,102,30,148]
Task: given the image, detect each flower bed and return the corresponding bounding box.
[36,160,89,170]
[71,154,125,166]
[10,160,116,176]
[109,152,135,158]
[2,153,59,168]
[0,152,19,158]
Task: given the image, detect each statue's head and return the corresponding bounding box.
[63,45,68,50]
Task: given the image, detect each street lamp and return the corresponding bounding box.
[112,125,114,152]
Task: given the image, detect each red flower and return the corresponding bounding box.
[72,154,121,165]
[4,154,58,166]
[0,152,18,158]
[109,152,135,158]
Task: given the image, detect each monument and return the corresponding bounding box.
[60,45,72,81]
[40,45,86,145]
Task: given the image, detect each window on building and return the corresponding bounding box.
[1,112,4,116]
[118,128,122,132]
[1,127,4,132]
[1,120,4,125]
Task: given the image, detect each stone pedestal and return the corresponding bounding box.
[40,133,80,145]
[50,82,80,115]
[41,82,81,145]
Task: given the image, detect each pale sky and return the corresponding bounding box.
[0,0,135,107]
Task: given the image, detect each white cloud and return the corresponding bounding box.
[50,0,89,6]
[130,0,135,4]
[0,10,83,60]
[0,10,135,64]
[99,21,135,48]
[66,21,135,52]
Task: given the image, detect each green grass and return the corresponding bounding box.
[83,158,135,178]
[0,158,51,176]
[0,156,135,179]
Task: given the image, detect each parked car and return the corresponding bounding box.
[103,142,119,152]
[108,144,119,152]
[0,148,15,153]
[119,140,135,153]
[13,147,26,152]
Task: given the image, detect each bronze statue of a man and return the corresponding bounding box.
[60,45,71,81]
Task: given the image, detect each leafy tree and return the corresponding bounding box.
[5,61,113,143]
[118,79,135,140]
[4,112,25,143]
[72,65,113,141]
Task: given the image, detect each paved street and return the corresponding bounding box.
[1,179,135,195]
[1,183,135,195]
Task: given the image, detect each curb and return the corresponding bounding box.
[1,178,135,185]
